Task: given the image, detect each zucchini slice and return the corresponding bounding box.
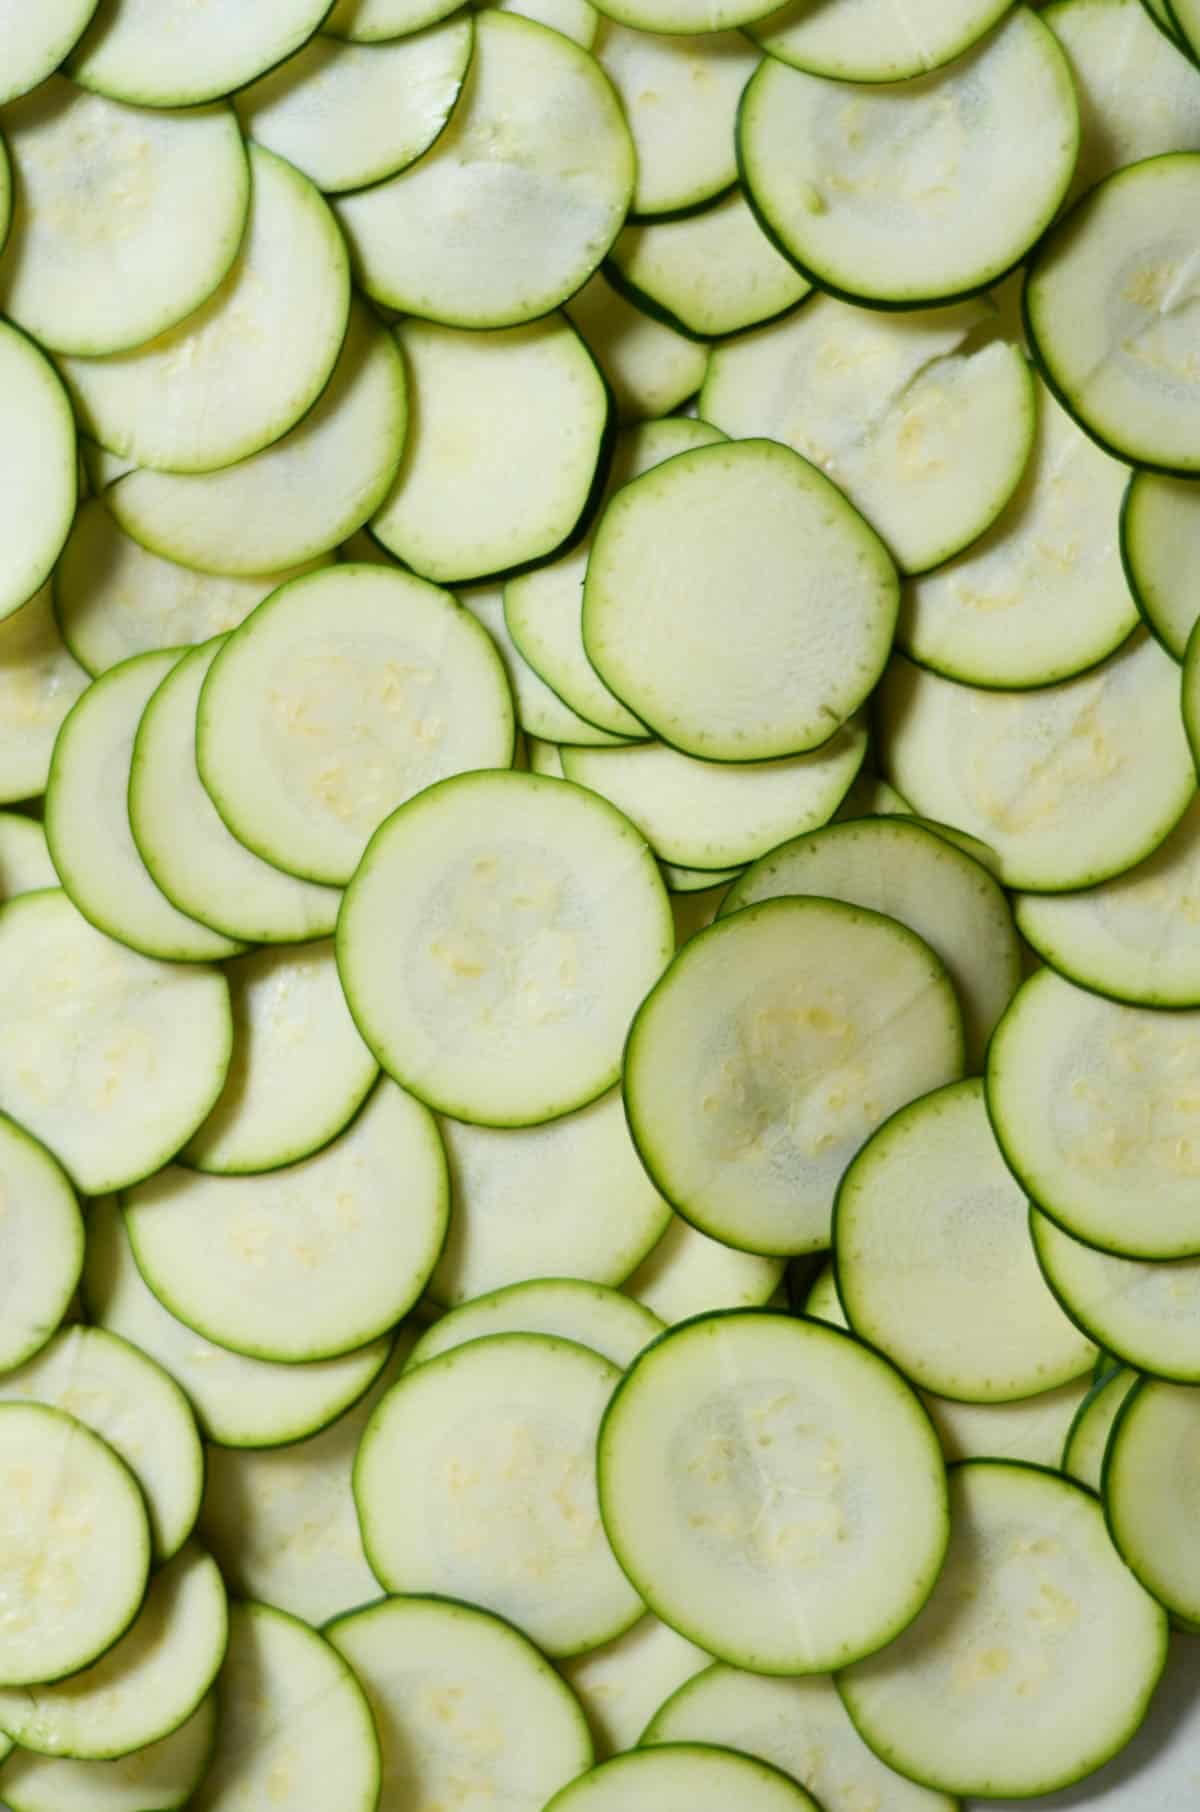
[0,1116,82,1376]
[408,1278,662,1369]
[595,23,756,218]
[624,898,963,1255]
[1045,0,1200,204]
[0,1544,226,1762]
[989,966,1200,1259]
[0,79,248,357]
[900,380,1140,688]
[1123,468,1200,660]
[335,12,634,327]
[1033,1209,1200,1380]
[836,1078,1095,1401]
[106,298,407,576]
[327,1597,595,1809]
[749,0,1011,81]
[1062,1364,1138,1492]
[0,0,99,105]
[54,501,326,676]
[724,816,1020,1070]
[701,295,1034,577]
[544,1746,819,1812]
[839,1461,1167,1798]
[355,1332,644,1655]
[337,770,673,1125]
[0,1695,216,1812]
[583,439,898,762]
[196,564,513,887]
[608,190,809,339]
[0,587,88,804]
[622,1215,784,1324]
[236,18,472,194]
[1026,151,1200,472]
[128,640,341,947]
[0,324,76,625]
[60,146,348,476]
[0,1401,150,1688]
[182,942,379,1175]
[879,633,1197,892]
[560,720,868,873]
[68,0,332,106]
[739,9,1078,308]
[1106,1380,1200,1622]
[122,1079,448,1363]
[0,890,231,1195]
[190,1603,379,1812]
[0,1325,202,1562]
[431,1090,670,1306]
[462,585,633,749]
[598,1311,948,1673]
[325,0,460,36]
[46,652,245,964]
[645,1666,956,1812]
[373,315,606,585]
[83,1196,392,1451]
[1014,796,1200,1007]
[494,0,598,43]
[561,1615,707,1758]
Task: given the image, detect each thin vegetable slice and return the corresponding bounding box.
[623,1215,784,1324]
[560,1614,708,1759]
[739,10,1078,307]
[0,1115,82,1375]
[544,1746,818,1812]
[598,1311,949,1673]
[583,438,899,762]
[1062,1364,1138,1492]
[0,80,248,357]
[749,0,1011,81]
[1123,468,1200,659]
[335,11,634,328]
[607,191,809,339]
[1105,1379,1200,1622]
[0,1694,216,1812]
[624,898,963,1255]
[326,1597,595,1812]
[0,0,100,105]
[197,565,513,886]
[0,1402,150,1688]
[0,890,231,1195]
[355,1333,643,1655]
[338,770,673,1125]
[0,324,76,625]
[839,1461,1167,1798]
[0,585,88,803]
[1033,1210,1200,1380]
[988,966,1200,1259]
[0,812,56,897]
[69,0,333,107]
[408,1278,662,1369]
[60,145,349,476]
[564,272,708,422]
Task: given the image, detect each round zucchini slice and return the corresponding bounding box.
[607,191,810,340]
[583,439,899,762]
[68,0,333,108]
[0,890,231,1196]
[988,966,1200,1259]
[338,769,673,1126]
[836,1078,1095,1402]
[0,1402,150,1688]
[0,1544,226,1761]
[1026,151,1200,472]
[739,8,1078,307]
[327,1597,595,1811]
[1061,1364,1138,1493]
[0,79,248,357]
[597,1311,949,1673]
[839,1460,1167,1798]
[644,1666,956,1812]
[624,898,963,1256]
[0,1693,216,1812]
[0,323,76,625]
[0,0,99,106]
[122,1079,448,1364]
[879,632,1197,892]
[0,1115,82,1377]
[1033,1208,1200,1381]
[1105,1379,1200,1623]
[59,145,349,476]
[196,563,513,886]
[190,1604,379,1812]
[334,11,634,328]
[543,1746,819,1812]
[408,1278,662,1370]
[1123,467,1200,660]
[355,1332,644,1655]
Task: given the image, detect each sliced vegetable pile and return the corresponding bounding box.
[1,0,1200,1808]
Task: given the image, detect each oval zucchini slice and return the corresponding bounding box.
[0,0,100,106]
[0,1116,82,1377]
[68,0,334,108]
[544,1746,819,1812]
[1033,1208,1200,1381]
[1105,1379,1200,1623]
[0,1693,216,1812]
